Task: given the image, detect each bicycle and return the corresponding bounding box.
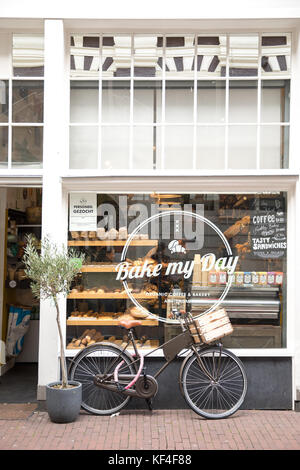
[68,309,247,419]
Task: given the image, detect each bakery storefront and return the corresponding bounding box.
[0,24,298,408]
[62,31,295,409]
[65,188,291,409]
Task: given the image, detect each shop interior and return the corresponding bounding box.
[0,187,41,402]
[67,191,286,354]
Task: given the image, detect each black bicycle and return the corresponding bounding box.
[69,309,247,419]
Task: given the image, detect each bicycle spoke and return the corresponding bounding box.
[182,348,246,418]
[70,346,134,415]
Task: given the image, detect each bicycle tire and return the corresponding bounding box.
[181,346,247,419]
[69,342,136,415]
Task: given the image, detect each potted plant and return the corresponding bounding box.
[23,235,85,423]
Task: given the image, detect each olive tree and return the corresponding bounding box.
[23,235,85,388]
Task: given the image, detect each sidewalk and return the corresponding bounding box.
[0,404,300,450]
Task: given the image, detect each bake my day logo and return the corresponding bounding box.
[115,210,239,323]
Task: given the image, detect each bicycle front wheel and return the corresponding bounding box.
[69,343,136,415]
[181,346,247,419]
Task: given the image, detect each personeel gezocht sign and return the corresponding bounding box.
[69,193,97,231]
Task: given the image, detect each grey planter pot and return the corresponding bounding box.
[46,381,82,423]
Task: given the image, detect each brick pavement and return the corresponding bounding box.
[0,406,300,450]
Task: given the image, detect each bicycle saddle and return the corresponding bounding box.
[118,319,142,329]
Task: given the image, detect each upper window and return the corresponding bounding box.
[69,33,291,171]
[0,34,44,170]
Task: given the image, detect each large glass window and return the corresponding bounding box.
[66,191,287,353]
[69,33,291,171]
[0,34,44,169]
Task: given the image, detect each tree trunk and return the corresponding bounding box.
[54,296,68,388]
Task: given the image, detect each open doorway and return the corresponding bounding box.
[0,187,42,402]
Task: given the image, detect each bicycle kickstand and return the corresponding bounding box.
[145,398,153,412]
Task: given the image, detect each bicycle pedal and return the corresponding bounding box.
[116,383,125,392]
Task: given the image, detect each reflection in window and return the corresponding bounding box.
[70,35,100,78]
[228,35,259,77]
[228,125,257,169]
[0,81,9,123]
[0,127,8,167]
[102,36,131,78]
[197,81,225,123]
[132,126,156,169]
[12,81,44,123]
[260,125,289,169]
[69,126,98,169]
[133,81,162,123]
[133,36,163,77]
[261,80,290,123]
[70,81,99,123]
[102,81,130,123]
[13,34,44,77]
[196,126,225,169]
[101,126,130,169]
[164,125,193,169]
[261,34,291,76]
[229,81,257,123]
[165,36,194,77]
[196,36,226,77]
[165,81,194,123]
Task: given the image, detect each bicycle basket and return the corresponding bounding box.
[189,308,233,344]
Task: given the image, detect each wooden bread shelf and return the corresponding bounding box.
[80,265,119,273]
[68,292,158,299]
[67,318,158,326]
[66,340,159,350]
[68,240,158,247]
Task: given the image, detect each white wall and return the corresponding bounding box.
[1,0,300,20]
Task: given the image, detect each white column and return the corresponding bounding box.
[289,28,300,405]
[37,19,68,400]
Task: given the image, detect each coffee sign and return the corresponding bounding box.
[251,197,286,259]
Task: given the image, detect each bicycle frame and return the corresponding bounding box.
[92,314,222,399]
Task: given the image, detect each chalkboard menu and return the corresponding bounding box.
[250,196,286,259]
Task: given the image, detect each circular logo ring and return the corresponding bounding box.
[120,210,233,324]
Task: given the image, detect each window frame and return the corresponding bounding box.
[61,173,297,361]
[68,32,291,171]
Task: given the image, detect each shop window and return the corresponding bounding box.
[133,81,162,123]
[12,34,44,77]
[0,34,44,169]
[102,81,130,123]
[261,34,291,77]
[228,35,259,77]
[70,35,100,78]
[66,191,287,353]
[133,36,163,78]
[68,33,291,170]
[197,80,225,123]
[70,81,99,123]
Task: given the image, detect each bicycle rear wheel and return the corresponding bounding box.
[69,343,135,415]
[181,346,247,419]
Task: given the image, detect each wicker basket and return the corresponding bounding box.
[189,308,233,344]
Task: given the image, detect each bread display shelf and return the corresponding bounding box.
[80,265,119,273]
[67,318,158,326]
[68,240,158,247]
[68,292,159,299]
[66,340,159,350]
